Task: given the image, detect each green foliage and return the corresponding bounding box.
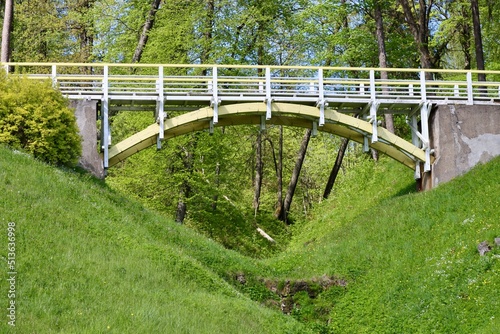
[0,75,81,166]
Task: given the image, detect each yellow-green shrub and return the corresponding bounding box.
[0,74,81,166]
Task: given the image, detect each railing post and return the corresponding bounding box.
[101,65,109,170]
[157,65,165,148]
[466,71,473,105]
[265,67,272,120]
[317,67,325,126]
[420,102,431,172]
[369,69,376,100]
[51,64,57,88]
[369,70,378,143]
[420,71,427,101]
[211,66,219,124]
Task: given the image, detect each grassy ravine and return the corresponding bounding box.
[1,145,499,333]
[265,156,500,333]
[0,147,309,333]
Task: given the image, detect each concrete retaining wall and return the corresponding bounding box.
[71,100,104,178]
[423,104,500,189]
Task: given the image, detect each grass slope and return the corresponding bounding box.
[264,157,500,333]
[1,145,499,333]
[0,146,309,333]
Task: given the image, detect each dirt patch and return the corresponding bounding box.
[261,275,348,314]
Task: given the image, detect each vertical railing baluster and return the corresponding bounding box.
[157,65,165,148]
[51,64,57,88]
[211,66,218,124]
[265,67,272,120]
[369,69,378,143]
[466,71,473,105]
[369,69,376,101]
[420,70,427,101]
[318,67,325,126]
[421,102,431,172]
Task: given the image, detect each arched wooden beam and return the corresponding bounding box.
[108,102,429,169]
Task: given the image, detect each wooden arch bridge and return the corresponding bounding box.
[4,63,500,179]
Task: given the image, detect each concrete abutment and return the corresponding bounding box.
[422,104,500,189]
[72,100,104,179]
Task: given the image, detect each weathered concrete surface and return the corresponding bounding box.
[71,100,104,178]
[422,104,500,189]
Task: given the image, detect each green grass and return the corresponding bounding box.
[1,146,499,333]
[0,147,309,333]
[264,157,500,333]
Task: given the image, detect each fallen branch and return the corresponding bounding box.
[257,227,275,243]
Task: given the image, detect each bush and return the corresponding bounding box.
[0,73,81,166]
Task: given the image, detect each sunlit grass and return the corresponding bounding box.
[1,146,498,333]
[0,146,309,333]
[264,156,500,333]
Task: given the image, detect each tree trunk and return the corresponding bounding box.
[132,0,162,63]
[253,130,263,216]
[471,0,486,83]
[211,162,220,211]
[276,126,284,217]
[175,135,198,224]
[279,129,312,224]
[78,0,95,73]
[398,0,434,77]
[202,0,214,64]
[1,0,14,62]
[374,1,394,134]
[211,127,224,211]
[175,181,189,224]
[323,138,349,199]
[457,4,472,70]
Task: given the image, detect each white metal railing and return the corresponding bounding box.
[3,62,500,105]
[6,62,497,171]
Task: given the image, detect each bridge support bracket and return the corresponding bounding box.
[266,98,273,120]
[260,115,266,131]
[316,99,327,126]
[210,97,221,124]
[363,136,370,152]
[156,99,165,149]
[367,101,380,144]
[209,119,214,134]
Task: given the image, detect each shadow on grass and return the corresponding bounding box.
[391,181,417,198]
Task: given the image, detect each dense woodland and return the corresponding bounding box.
[2,0,499,253]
